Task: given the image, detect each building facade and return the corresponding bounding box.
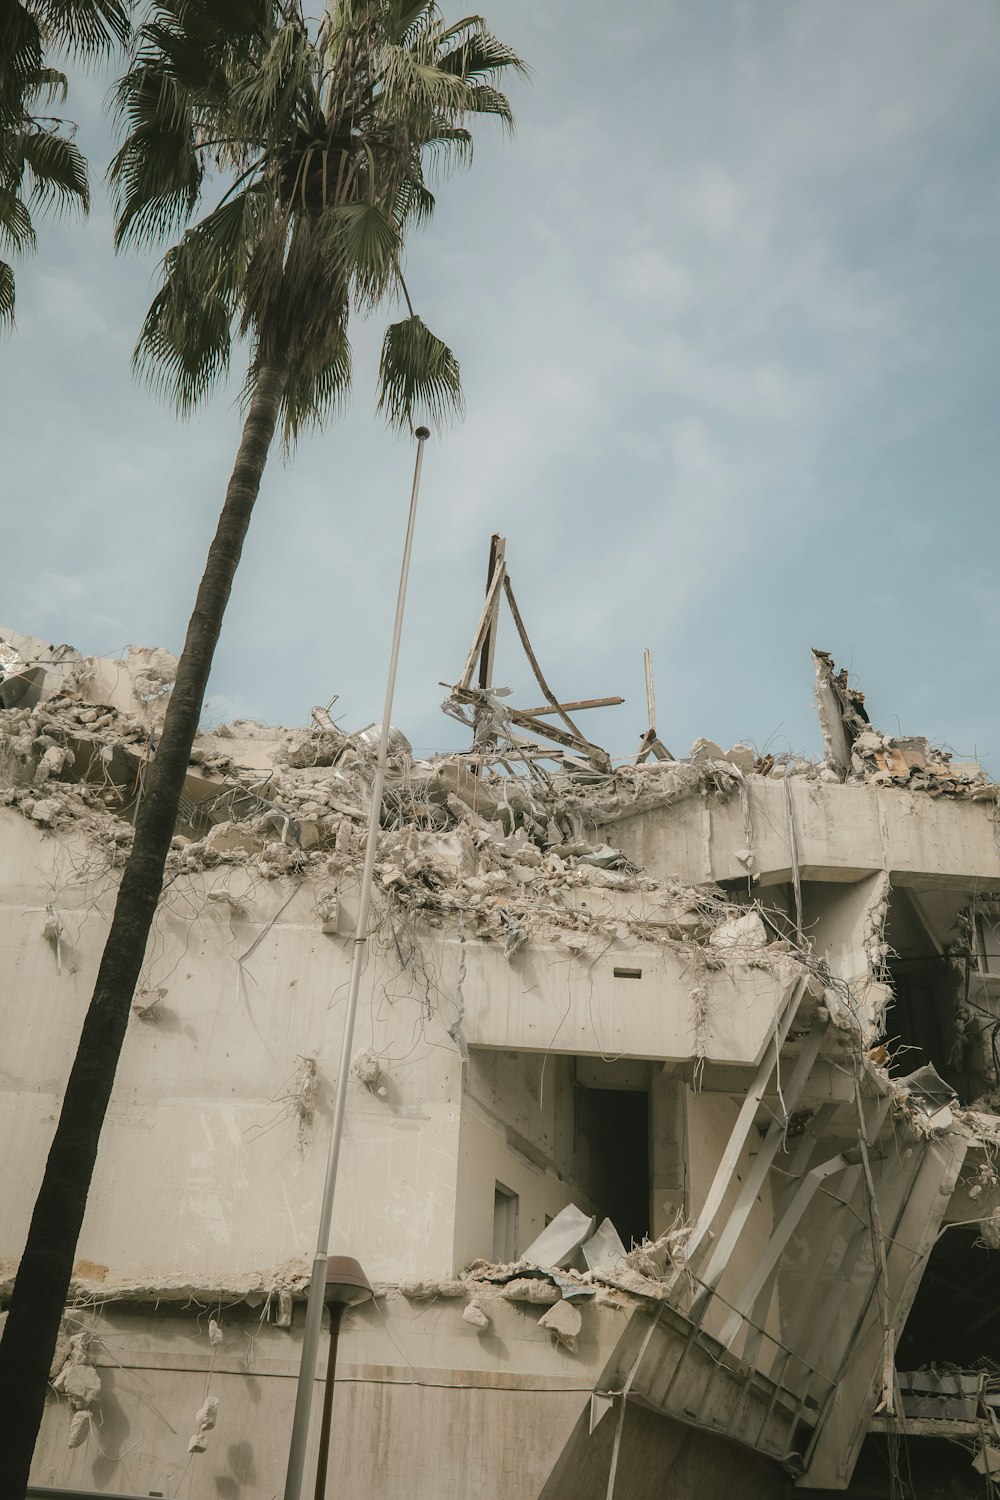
[2,629,999,1498]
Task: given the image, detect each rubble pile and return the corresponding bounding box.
[0,629,781,964]
[4,626,995,975]
[812,648,994,799]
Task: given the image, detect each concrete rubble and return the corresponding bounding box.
[812,648,994,798]
[0,624,801,973]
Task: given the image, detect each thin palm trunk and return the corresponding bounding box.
[0,357,287,1498]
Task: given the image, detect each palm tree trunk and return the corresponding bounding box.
[0,357,287,1497]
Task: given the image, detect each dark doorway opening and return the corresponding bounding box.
[886,954,964,1093]
[575,1085,649,1250]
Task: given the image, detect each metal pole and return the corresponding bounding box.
[283,427,431,1500]
[313,1302,344,1500]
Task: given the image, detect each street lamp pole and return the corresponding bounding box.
[283,429,431,1500]
[313,1257,374,1500]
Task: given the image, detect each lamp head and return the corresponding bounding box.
[324,1255,374,1308]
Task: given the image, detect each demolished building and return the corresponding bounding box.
[3,608,1000,1500]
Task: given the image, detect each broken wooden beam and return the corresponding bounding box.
[519,696,624,718]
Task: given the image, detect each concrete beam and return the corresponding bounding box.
[606,778,1000,890]
[456,939,806,1066]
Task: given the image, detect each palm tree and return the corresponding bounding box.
[0,2,524,1490]
[1,0,131,325]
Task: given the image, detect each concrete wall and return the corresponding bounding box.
[28,1296,633,1500]
[455,1051,593,1268]
[454,1105,594,1270]
[2,805,803,1292]
[0,812,465,1287]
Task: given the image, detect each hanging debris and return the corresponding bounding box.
[187,1394,220,1454]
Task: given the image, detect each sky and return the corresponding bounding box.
[3,1,1000,766]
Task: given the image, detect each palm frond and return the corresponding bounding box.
[393,169,435,229]
[328,199,400,303]
[0,259,15,329]
[23,66,70,106]
[394,1,438,46]
[20,128,89,213]
[226,19,315,147]
[110,0,521,434]
[420,124,472,180]
[0,4,44,123]
[379,44,474,123]
[437,19,529,84]
[377,313,462,432]
[0,188,36,254]
[133,238,236,410]
[32,0,131,53]
[462,81,515,129]
[110,63,202,247]
[277,330,352,446]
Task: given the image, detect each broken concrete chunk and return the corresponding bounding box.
[501,1278,561,1305]
[462,1300,491,1329]
[573,844,630,871]
[723,743,756,773]
[48,1324,71,1382]
[972,1445,1000,1477]
[187,1394,219,1454]
[538,1297,582,1351]
[708,911,767,952]
[35,744,72,782]
[353,1049,384,1092]
[402,1279,467,1300]
[853,730,885,755]
[204,821,263,857]
[521,1204,596,1270]
[690,738,726,763]
[314,887,340,933]
[67,1410,90,1449]
[582,1218,628,1275]
[27,796,61,825]
[58,1362,101,1410]
[980,1208,1000,1251]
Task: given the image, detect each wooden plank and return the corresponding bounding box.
[448,686,612,771]
[507,709,610,767]
[477,533,506,694]
[636,726,673,764]
[457,558,506,690]
[501,576,590,747]
[519,696,624,717]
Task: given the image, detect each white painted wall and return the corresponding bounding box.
[0,812,464,1286]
